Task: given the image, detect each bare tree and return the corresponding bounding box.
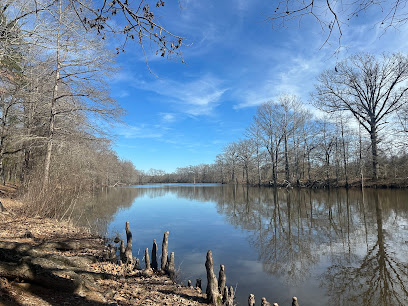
[236,139,256,185]
[22,0,123,189]
[223,142,239,184]
[0,9,28,184]
[316,119,336,182]
[312,53,408,180]
[267,0,408,47]
[277,95,305,183]
[254,101,285,186]
[246,121,264,186]
[2,0,184,64]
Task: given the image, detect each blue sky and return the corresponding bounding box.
[109,0,408,173]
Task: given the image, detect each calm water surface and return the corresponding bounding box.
[75,184,408,306]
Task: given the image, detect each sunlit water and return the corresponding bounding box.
[74,184,408,306]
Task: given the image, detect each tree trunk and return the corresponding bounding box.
[370,123,378,180]
[0,104,7,185]
[284,132,290,181]
[271,149,277,186]
[0,152,4,185]
[43,0,62,190]
[341,122,349,187]
[325,151,330,181]
[231,160,235,184]
[257,154,261,186]
[245,165,249,185]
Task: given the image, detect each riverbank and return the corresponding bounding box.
[0,192,207,305]
[258,177,408,189]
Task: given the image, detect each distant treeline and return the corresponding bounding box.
[142,54,408,188]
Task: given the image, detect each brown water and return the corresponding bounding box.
[75,185,408,306]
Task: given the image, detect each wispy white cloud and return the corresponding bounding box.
[133,74,228,116]
[340,21,408,54]
[114,123,165,139]
[113,90,130,98]
[112,69,228,117]
[160,112,177,123]
[233,53,329,109]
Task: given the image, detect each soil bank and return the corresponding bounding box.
[0,190,207,306]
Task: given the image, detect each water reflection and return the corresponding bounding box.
[323,192,408,305]
[75,185,408,306]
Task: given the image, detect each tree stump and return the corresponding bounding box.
[124,221,133,264]
[152,239,158,270]
[161,231,169,272]
[144,248,151,270]
[218,264,226,294]
[205,250,220,305]
[248,294,255,306]
[261,297,271,306]
[292,297,299,306]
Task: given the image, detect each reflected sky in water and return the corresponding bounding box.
[74,185,408,306]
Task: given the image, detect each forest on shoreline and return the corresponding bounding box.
[2,2,408,219]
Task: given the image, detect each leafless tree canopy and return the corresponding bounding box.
[313,53,408,179]
[2,0,184,61]
[267,0,408,46]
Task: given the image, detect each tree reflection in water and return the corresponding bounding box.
[73,185,408,305]
[323,192,408,305]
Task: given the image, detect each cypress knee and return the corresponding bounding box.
[196,278,202,290]
[222,286,229,304]
[248,294,255,306]
[107,243,116,263]
[119,240,126,263]
[226,286,234,306]
[167,252,175,280]
[161,231,169,271]
[133,258,141,270]
[144,248,151,270]
[261,297,271,306]
[218,264,226,294]
[205,250,220,304]
[187,280,192,287]
[292,297,299,306]
[152,239,158,270]
[125,221,133,264]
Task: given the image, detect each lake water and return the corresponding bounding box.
[74,184,408,306]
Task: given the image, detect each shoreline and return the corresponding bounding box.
[0,195,207,306]
[129,178,408,189]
